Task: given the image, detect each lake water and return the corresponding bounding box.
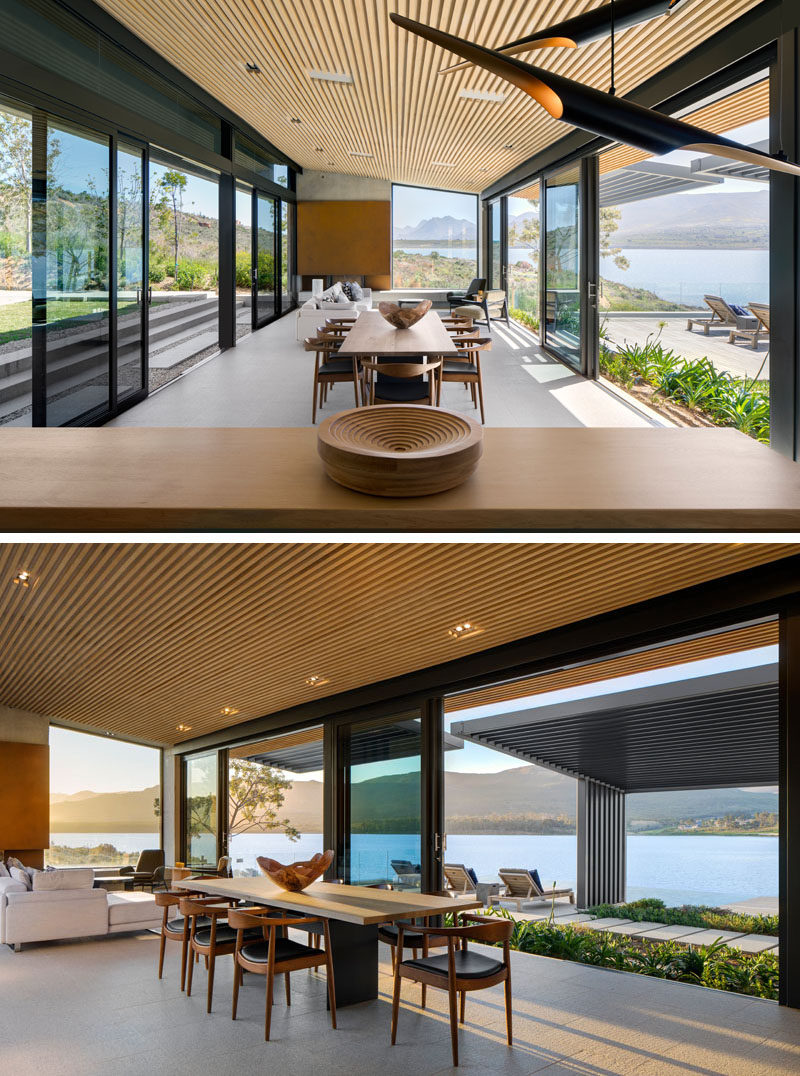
[53,831,777,906]
[394,243,769,308]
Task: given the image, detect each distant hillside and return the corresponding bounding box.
[395,214,476,241]
[613,189,768,249]
[50,767,779,834]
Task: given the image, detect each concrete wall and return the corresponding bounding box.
[0,705,50,867]
[296,170,391,201]
[0,703,49,744]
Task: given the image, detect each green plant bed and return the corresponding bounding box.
[462,906,778,1001]
[586,897,778,937]
[509,307,539,333]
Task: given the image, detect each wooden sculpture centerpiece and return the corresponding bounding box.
[378,298,432,329]
[256,849,334,892]
[318,405,483,497]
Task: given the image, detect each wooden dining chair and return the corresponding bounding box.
[390,913,513,1067]
[437,336,491,423]
[229,907,337,1042]
[303,336,363,421]
[361,357,441,406]
[378,891,455,1009]
[181,895,260,1014]
[154,890,212,990]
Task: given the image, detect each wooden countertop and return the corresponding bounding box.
[1,426,799,531]
[174,876,481,926]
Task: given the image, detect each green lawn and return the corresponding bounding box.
[0,299,137,348]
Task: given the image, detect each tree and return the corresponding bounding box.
[228,758,299,840]
[600,206,629,271]
[154,169,187,280]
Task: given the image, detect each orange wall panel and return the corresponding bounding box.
[0,741,49,852]
[297,200,390,277]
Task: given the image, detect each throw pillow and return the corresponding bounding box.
[466,867,479,887]
[9,866,31,890]
[6,855,25,872]
[340,281,354,300]
[0,861,9,877]
[348,281,364,301]
[528,868,543,891]
[319,281,342,302]
[730,303,749,317]
[335,291,352,304]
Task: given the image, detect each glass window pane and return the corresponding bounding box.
[117,144,145,400]
[185,752,218,868]
[0,99,33,426]
[256,194,276,323]
[235,186,253,338]
[342,715,421,890]
[491,202,502,288]
[45,120,110,425]
[545,164,581,369]
[508,185,540,324]
[392,184,477,290]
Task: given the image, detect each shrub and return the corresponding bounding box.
[586,897,778,937]
[174,258,211,290]
[510,307,539,333]
[148,262,166,283]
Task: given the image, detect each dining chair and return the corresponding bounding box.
[303,336,363,421]
[437,336,491,423]
[390,913,514,1067]
[378,891,455,1009]
[181,895,260,1013]
[154,889,211,989]
[229,907,337,1041]
[361,357,441,406]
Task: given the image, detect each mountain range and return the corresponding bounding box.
[394,215,476,241]
[612,189,768,248]
[50,767,778,834]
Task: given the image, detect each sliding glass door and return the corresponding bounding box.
[116,143,147,401]
[255,193,278,327]
[184,751,221,869]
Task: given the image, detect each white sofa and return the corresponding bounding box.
[0,868,171,951]
[296,287,372,341]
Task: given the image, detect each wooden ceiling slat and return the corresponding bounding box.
[0,543,796,746]
[93,0,763,191]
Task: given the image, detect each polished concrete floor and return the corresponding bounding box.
[108,311,660,429]
[2,930,798,1075]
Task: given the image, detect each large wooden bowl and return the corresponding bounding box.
[317,406,483,497]
[256,849,334,892]
[378,299,432,329]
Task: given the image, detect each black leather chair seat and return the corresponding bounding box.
[404,950,505,980]
[443,360,478,375]
[165,914,212,934]
[240,937,319,964]
[378,923,425,948]
[374,381,432,402]
[320,359,355,375]
[193,924,262,947]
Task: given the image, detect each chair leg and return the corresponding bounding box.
[460,990,466,1023]
[180,936,189,991]
[207,950,215,1013]
[186,944,195,997]
[390,966,401,1045]
[265,970,273,1042]
[448,976,459,1067]
[477,370,485,425]
[504,974,513,1046]
[285,971,291,1005]
[323,921,337,1030]
[232,958,241,1020]
[158,930,166,979]
[421,983,426,1010]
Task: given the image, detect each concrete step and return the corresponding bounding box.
[149,330,219,369]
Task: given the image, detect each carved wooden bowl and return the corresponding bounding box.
[378,299,432,329]
[318,405,483,497]
[256,849,334,892]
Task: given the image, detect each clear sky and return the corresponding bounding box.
[50,726,159,795]
[393,184,477,229]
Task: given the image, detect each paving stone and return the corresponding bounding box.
[726,934,779,953]
[586,917,634,930]
[679,928,747,946]
[633,924,708,941]
[605,920,665,935]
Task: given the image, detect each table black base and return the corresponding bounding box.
[327,920,379,1006]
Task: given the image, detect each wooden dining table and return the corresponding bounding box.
[174,875,481,1006]
[337,309,459,361]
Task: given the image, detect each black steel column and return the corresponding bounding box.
[421,696,444,894]
[31,109,47,426]
[218,170,235,351]
[576,777,626,908]
[778,603,800,1007]
[580,153,599,380]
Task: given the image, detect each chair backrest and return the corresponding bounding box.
[391,860,413,875]
[362,358,441,379]
[443,864,477,893]
[485,290,506,307]
[704,295,737,324]
[135,849,165,874]
[466,277,486,297]
[498,868,542,897]
[749,302,770,330]
[154,890,182,908]
[216,856,231,877]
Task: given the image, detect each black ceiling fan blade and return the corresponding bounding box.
[390,12,800,178]
[439,0,690,75]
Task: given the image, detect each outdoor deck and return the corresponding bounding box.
[2,928,798,1075]
[603,313,770,382]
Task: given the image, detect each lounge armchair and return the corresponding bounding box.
[729,301,770,349]
[687,294,757,336]
[489,868,575,911]
[446,277,486,311]
[119,848,165,889]
[443,863,478,894]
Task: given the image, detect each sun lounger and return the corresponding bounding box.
[729,301,770,349]
[443,863,478,894]
[489,868,575,911]
[687,294,757,336]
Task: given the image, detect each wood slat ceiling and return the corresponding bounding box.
[446,620,777,713]
[0,543,795,747]
[93,0,764,192]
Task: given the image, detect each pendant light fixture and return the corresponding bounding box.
[439,0,691,76]
[389,13,800,179]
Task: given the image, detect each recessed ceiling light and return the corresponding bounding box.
[309,70,354,84]
[349,151,374,158]
[245,62,261,74]
[12,569,35,588]
[431,161,456,167]
[315,147,324,152]
[176,724,193,733]
[503,143,514,150]
[448,622,484,640]
[459,88,505,103]
[305,675,330,687]
[220,706,240,717]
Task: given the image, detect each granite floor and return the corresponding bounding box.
[2,929,798,1076]
[107,310,662,429]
